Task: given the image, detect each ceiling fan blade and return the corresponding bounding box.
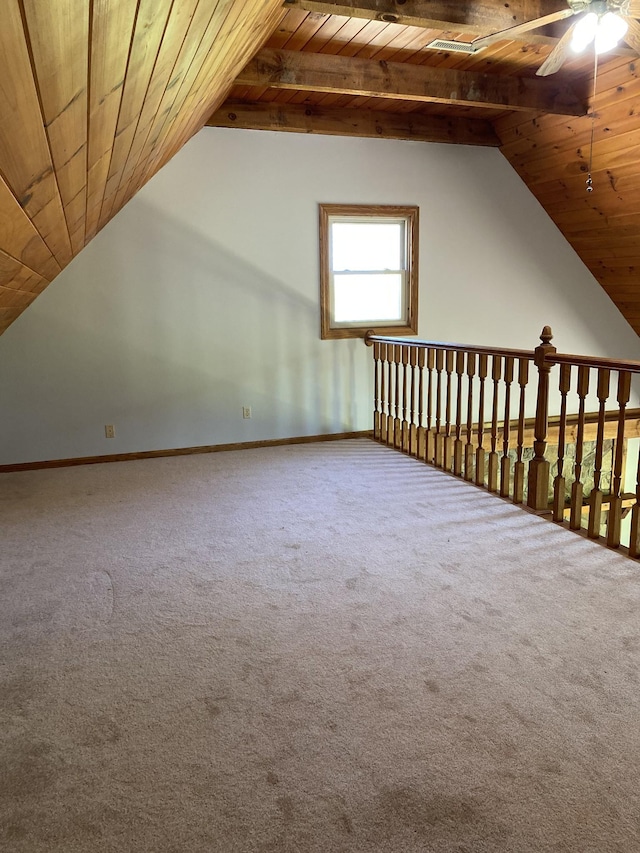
[622,16,640,53]
[623,1,640,16]
[536,23,577,76]
[472,8,575,51]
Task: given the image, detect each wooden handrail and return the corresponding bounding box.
[550,352,640,374]
[364,332,533,361]
[366,333,640,376]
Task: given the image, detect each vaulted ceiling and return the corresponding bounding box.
[2,1,640,336]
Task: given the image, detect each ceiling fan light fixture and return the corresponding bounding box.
[595,11,628,53]
[571,9,629,55]
[571,11,599,52]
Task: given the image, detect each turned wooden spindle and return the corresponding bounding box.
[475,353,488,487]
[587,368,610,539]
[409,347,418,456]
[434,349,444,467]
[552,363,572,523]
[379,343,388,444]
[570,365,590,531]
[487,355,502,493]
[609,371,631,549]
[443,350,455,472]
[630,458,640,558]
[400,346,410,452]
[464,352,476,482]
[425,348,435,463]
[513,357,529,505]
[453,351,465,477]
[386,344,394,446]
[417,348,426,460]
[500,356,514,498]
[393,345,402,448]
[629,423,640,557]
[527,326,556,511]
[373,341,381,441]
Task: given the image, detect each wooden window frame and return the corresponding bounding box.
[319,203,419,340]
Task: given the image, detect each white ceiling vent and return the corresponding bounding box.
[425,39,484,54]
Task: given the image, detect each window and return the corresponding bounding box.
[319,203,419,340]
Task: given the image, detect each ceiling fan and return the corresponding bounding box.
[470,0,640,76]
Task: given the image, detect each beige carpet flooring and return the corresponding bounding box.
[2,438,640,852]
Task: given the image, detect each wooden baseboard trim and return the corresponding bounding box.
[0,431,374,474]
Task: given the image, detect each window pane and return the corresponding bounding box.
[333,273,403,323]
[331,221,403,272]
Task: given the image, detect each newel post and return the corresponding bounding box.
[527,326,556,511]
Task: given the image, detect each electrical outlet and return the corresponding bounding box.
[105,424,115,439]
[242,406,251,419]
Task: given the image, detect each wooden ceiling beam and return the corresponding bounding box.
[281,0,567,38]
[208,101,501,145]
[235,48,588,115]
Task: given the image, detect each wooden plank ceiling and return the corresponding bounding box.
[1,1,640,335]
[0,0,285,335]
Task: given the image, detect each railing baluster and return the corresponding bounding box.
[386,344,394,446]
[417,349,426,460]
[475,354,488,487]
[570,365,590,531]
[629,434,640,558]
[487,355,501,493]
[528,327,556,511]
[378,343,387,443]
[443,350,454,471]
[401,346,410,452]
[426,348,435,463]
[513,357,529,505]
[408,347,417,455]
[500,356,514,498]
[394,345,402,449]
[608,371,631,549]
[453,351,465,477]
[465,353,476,482]
[434,349,444,467]
[587,368,611,539]
[373,341,381,441]
[553,363,572,523]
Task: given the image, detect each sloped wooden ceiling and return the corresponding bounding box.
[2,1,640,337]
[496,56,640,332]
[0,0,284,335]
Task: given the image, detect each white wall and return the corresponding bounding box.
[0,128,638,465]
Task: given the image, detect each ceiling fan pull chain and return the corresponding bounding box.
[587,46,599,192]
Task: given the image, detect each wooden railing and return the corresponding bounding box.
[366,327,640,557]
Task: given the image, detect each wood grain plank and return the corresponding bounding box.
[85,0,139,244]
[500,89,640,164]
[22,0,89,256]
[0,173,59,280]
[283,11,331,52]
[161,1,285,160]
[130,0,284,202]
[123,0,241,203]
[0,0,72,266]
[281,1,568,38]
[208,101,500,145]
[0,250,48,293]
[98,0,175,229]
[235,48,588,114]
[110,0,202,215]
[118,0,230,206]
